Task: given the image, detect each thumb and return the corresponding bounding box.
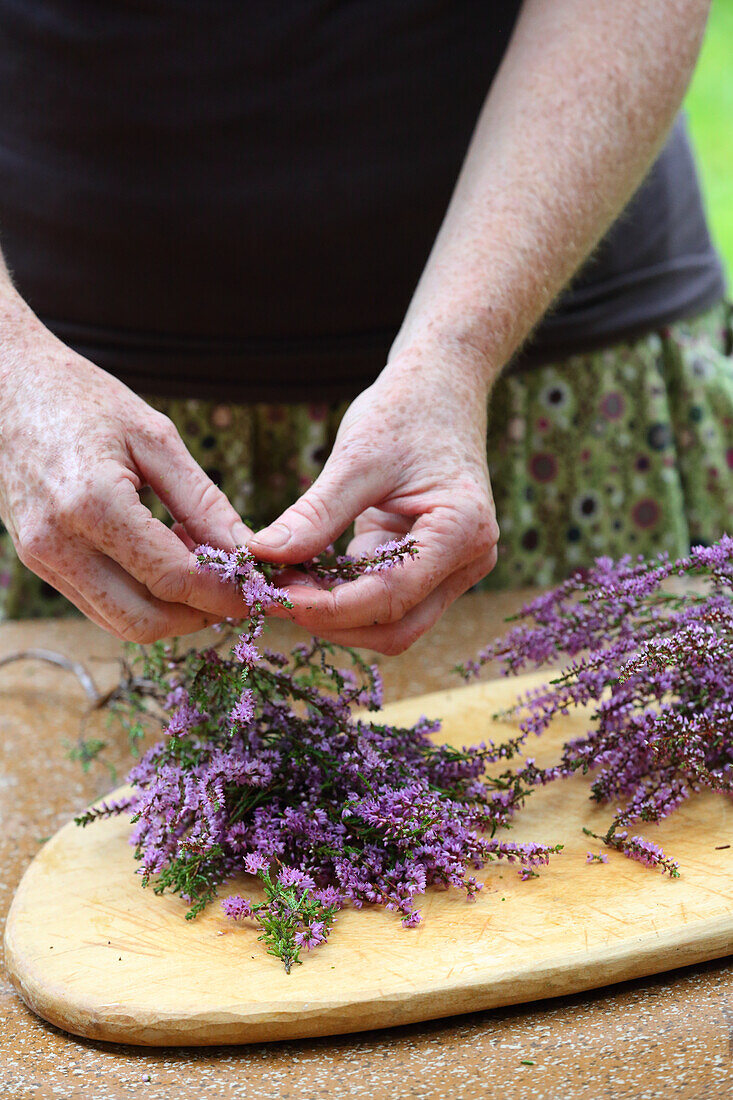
[248,457,381,563]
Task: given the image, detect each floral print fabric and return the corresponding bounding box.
[1,302,731,619]
[485,302,733,589]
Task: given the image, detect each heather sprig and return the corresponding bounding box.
[582,826,680,877]
[463,535,733,875]
[294,535,419,584]
[222,862,341,973]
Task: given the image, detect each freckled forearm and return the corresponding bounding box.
[0,240,76,398]
[0,241,25,311]
[0,246,42,381]
[389,0,711,389]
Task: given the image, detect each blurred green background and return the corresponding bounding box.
[686,0,733,279]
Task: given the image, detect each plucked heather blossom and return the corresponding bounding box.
[605,832,680,877]
[462,535,733,875]
[78,534,558,971]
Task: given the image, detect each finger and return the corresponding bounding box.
[171,522,197,551]
[307,547,498,654]
[247,453,384,564]
[128,413,252,549]
[66,467,252,620]
[21,550,117,634]
[279,503,498,632]
[42,541,222,643]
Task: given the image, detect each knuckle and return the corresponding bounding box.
[362,573,406,627]
[327,584,349,623]
[117,610,162,645]
[195,477,230,518]
[331,438,373,474]
[152,412,181,446]
[380,629,418,657]
[291,492,336,534]
[16,518,58,564]
[474,519,499,554]
[171,474,230,532]
[312,584,351,626]
[327,574,404,628]
[52,485,93,529]
[378,576,408,625]
[460,491,499,551]
[146,563,193,605]
[482,511,501,548]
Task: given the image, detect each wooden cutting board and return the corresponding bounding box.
[5,670,733,1046]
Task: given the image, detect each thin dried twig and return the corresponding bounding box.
[0,648,104,706]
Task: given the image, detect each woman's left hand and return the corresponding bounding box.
[248,345,500,654]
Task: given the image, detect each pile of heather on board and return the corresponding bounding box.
[77,537,558,972]
[77,533,733,969]
[461,535,733,876]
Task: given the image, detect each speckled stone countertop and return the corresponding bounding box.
[2,592,733,1100]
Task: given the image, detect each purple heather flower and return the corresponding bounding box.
[229,689,255,726]
[164,685,188,710]
[244,852,269,875]
[277,866,316,891]
[312,886,344,908]
[221,895,253,920]
[166,701,205,738]
[234,638,260,666]
[294,921,328,950]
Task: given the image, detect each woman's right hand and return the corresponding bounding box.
[0,294,253,641]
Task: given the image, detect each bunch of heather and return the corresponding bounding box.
[460,535,733,876]
[77,535,559,971]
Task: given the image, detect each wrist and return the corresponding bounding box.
[0,287,55,381]
[0,274,32,318]
[0,284,43,345]
[386,318,504,397]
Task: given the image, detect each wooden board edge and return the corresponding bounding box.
[6,909,733,1047]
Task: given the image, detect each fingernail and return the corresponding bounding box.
[250,523,290,549]
[230,520,251,545]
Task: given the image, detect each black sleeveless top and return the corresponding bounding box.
[0,1,725,401]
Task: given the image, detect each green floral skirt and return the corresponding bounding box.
[1,302,732,619]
